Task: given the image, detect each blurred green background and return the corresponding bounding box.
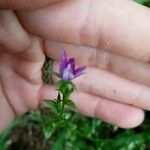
[0,0,150,150]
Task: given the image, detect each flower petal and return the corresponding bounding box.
[62,48,67,63]
[74,66,86,78]
[67,58,75,73]
[62,64,74,80]
[60,48,68,76]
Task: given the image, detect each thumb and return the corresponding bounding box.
[0,0,61,10]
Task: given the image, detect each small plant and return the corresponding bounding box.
[42,49,86,140]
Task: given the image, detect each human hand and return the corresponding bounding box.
[1,0,150,131]
[17,0,150,128]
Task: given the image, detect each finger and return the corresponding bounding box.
[0,11,45,62]
[51,61,150,111]
[41,84,144,128]
[45,41,150,86]
[77,68,150,111]
[0,63,41,114]
[0,10,31,52]
[0,0,61,10]
[18,0,150,62]
[0,81,15,132]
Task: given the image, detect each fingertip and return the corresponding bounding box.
[95,100,145,129]
[117,108,145,129]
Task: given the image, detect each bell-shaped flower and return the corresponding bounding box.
[60,49,86,81]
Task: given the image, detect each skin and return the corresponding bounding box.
[0,0,150,131]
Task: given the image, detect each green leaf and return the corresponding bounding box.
[64,99,76,110]
[134,0,150,6]
[0,117,22,143]
[64,113,72,120]
[51,131,65,150]
[43,58,54,84]
[42,116,53,140]
[44,100,58,114]
[29,110,42,122]
[43,125,52,140]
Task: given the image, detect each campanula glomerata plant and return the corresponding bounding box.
[43,49,86,139]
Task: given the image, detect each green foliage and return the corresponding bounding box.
[42,115,53,140]
[1,111,150,149]
[43,58,54,84]
[0,117,22,150]
[134,0,150,6]
[42,80,76,140]
[64,99,76,110]
[50,112,150,150]
[45,100,59,114]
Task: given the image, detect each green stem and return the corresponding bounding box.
[62,94,65,110]
[60,94,65,117]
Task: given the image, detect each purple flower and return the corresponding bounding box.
[60,49,86,81]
